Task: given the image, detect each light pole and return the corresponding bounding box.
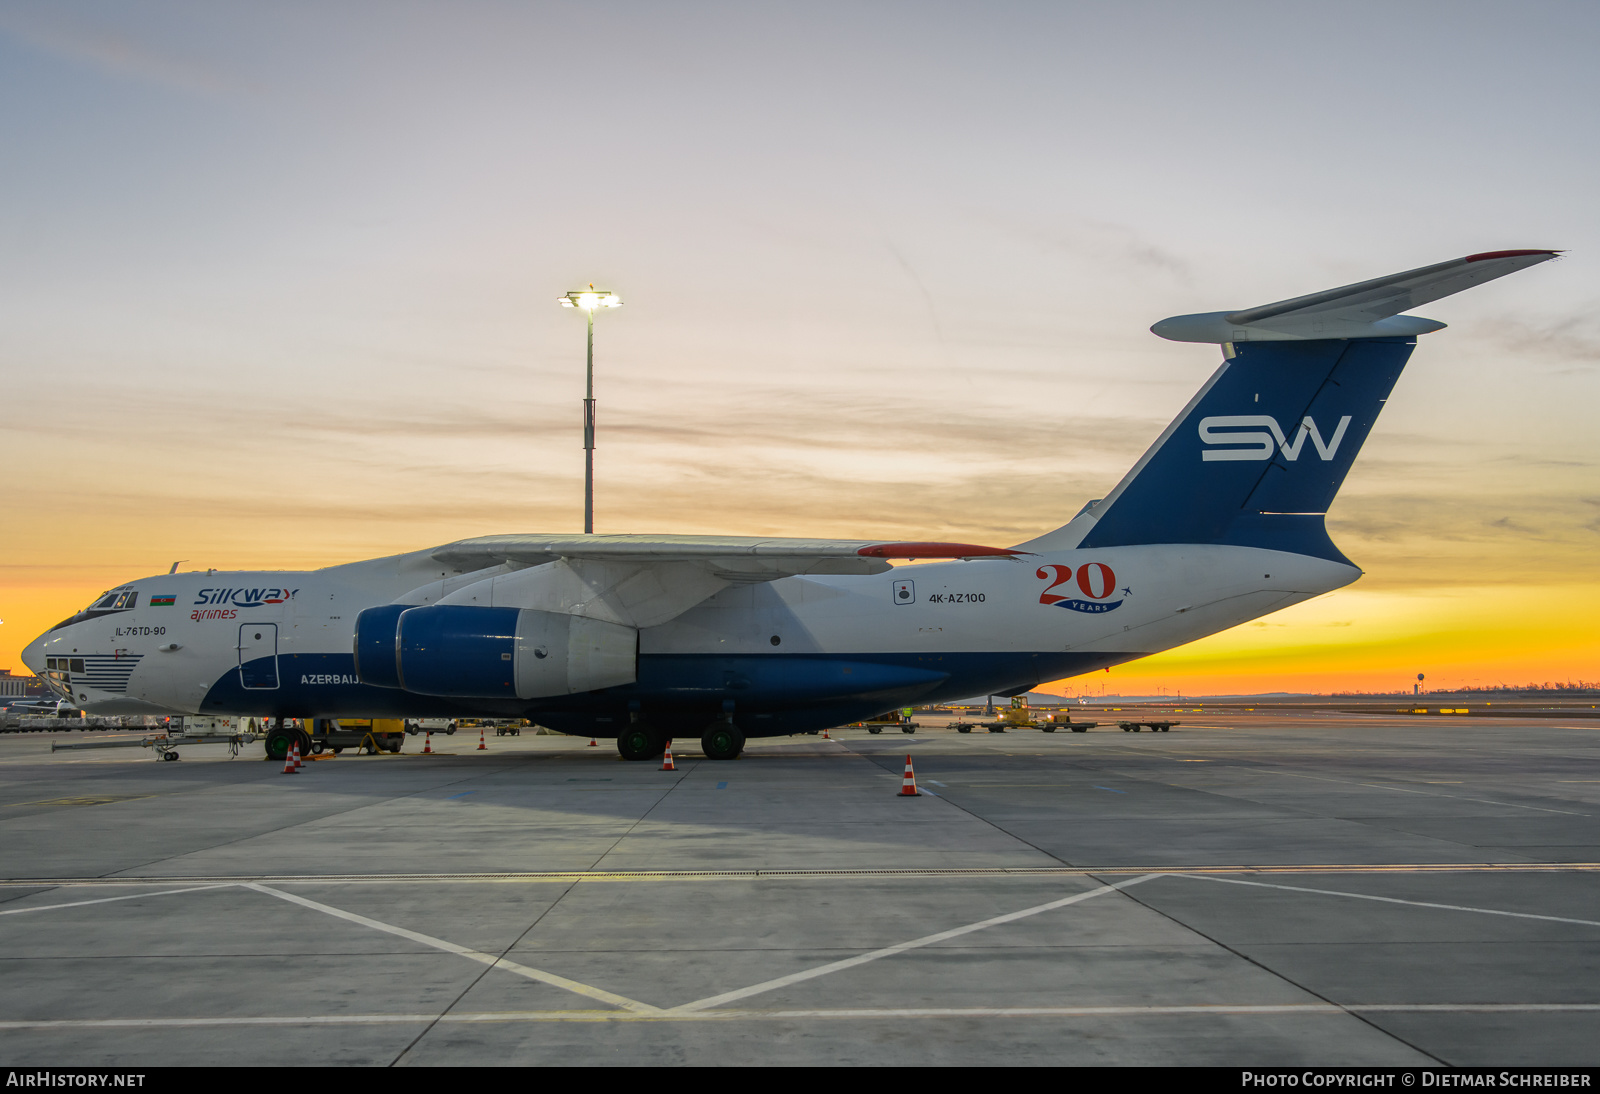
[559,287,622,534]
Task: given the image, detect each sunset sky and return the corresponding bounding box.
[2,2,1596,695]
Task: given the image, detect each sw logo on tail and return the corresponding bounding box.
[1198,415,1353,462]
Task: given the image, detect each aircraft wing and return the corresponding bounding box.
[423,535,1025,628]
[433,534,1024,580]
[1152,249,1560,343]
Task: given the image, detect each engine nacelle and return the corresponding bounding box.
[352,604,408,689]
[382,604,635,699]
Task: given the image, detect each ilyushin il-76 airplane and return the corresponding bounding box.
[23,250,1557,762]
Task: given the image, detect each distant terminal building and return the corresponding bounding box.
[0,670,44,698]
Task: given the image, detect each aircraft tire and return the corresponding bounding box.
[701,723,745,761]
[616,726,664,762]
[264,727,295,761]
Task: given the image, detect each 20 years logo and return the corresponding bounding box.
[1036,563,1125,613]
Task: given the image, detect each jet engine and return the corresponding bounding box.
[353,604,636,698]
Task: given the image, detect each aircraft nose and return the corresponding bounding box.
[20,631,47,676]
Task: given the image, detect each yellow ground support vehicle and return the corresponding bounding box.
[263,717,405,759]
[970,697,1099,733]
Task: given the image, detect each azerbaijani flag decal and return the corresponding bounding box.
[149,594,176,607]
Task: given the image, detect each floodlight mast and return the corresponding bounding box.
[559,288,622,534]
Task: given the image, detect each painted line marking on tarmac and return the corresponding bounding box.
[444,792,476,800]
[4,795,154,809]
[0,884,233,917]
[1175,874,1600,929]
[3,1003,1597,1029]
[1258,769,1588,817]
[668,875,1161,1014]
[1093,786,1126,794]
[5,863,1600,888]
[242,883,660,1014]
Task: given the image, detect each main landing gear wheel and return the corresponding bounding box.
[701,723,745,761]
[616,726,665,762]
[264,727,295,761]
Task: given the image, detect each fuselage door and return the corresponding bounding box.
[238,624,280,689]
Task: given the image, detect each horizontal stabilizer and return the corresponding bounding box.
[1152,249,1559,344]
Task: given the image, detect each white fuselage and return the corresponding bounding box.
[23,543,1356,734]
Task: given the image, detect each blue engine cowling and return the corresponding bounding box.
[398,605,520,697]
[351,604,409,689]
[355,603,636,699]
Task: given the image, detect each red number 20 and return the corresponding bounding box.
[1036,564,1072,605]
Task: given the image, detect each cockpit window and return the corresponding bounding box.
[85,590,137,612]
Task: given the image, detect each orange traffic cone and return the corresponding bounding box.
[661,739,676,771]
[422,731,433,754]
[898,754,920,796]
[477,729,487,751]
[821,726,830,739]
[283,740,300,775]
[588,737,598,747]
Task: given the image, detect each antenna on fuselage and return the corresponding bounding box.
[169,561,188,575]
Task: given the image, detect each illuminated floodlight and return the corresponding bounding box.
[560,289,622,311]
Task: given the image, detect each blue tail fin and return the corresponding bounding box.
[1071,337,1415,562]
[1021,250,1559,561]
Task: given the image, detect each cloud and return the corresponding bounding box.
[0,9,235,97]
[979,212,1195,284]
[1583,498,1600,535]
[1467,311,1600,369]
[1486,515,1540,535]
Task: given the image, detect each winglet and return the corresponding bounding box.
[1151,250,1561,344]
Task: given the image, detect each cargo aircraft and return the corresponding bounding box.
[22,250,1557,761]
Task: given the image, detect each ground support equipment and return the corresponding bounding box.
[50,732,260,761]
